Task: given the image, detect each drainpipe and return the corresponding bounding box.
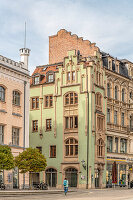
[23,81,27,189]
[86,72,89,189]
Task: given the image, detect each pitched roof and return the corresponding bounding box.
[30,63,62,85]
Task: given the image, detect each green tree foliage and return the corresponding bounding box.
[0,145,14,170]
[14,148,47,173]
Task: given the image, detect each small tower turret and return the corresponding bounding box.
[20,48,30,69]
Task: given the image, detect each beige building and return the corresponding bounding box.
[102,53,133,187]
[0,48,30,189]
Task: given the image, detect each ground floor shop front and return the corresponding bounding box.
[106,159,133,187]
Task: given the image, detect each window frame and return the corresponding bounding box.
[65,138,78,157]
[97,138,104,158]
[13,90,20,106]
[65,116,78,130]
[12,127,19,146]
[31,97,39,110]
[46,119,52,131]
[0,86,5,102]
[32,120,38,132]
[0,125,4,144]
[50,145,56,158]
[64,92,78,106]
[44,95,53,108]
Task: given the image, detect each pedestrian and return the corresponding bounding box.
[63,177,68,195]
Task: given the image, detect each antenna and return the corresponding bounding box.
[24,22,26,48]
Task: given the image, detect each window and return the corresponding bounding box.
[107,83,110,98]
[65,138,78,157]
[121,112,124,126]
[0,125,4,144]
[31,97,39,109]
[44,95,53,108]
[67,72,70,82]
[65,116,78,129]
[115,138,118,153]
[122,89,125,102]
[0,86,5,101]
[13,91,20,106]
[97,139,104,157]
[36,146,42,153]
[107,136,112,152]
[48,74,54,83]
[120,139,127,153]
[34,76,40,85]
[130,92,132,99]
[96,93,102,108]
[97,117,104,131]
[107,108,110,123]
[32,120,38,132]
[114,111,117,125]
[46,119,52,131]
[12,128,19,146]
[72,71,75,81]
[50,146,56,158]
[65,92,78,105]
[115,86,118,100]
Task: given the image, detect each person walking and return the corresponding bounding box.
[63,177,68,195]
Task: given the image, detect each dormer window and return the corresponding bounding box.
[48,74,54,83]
[34,76,40,85]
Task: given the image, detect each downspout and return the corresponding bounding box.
[23,81,27,189]
[86,70,89,189]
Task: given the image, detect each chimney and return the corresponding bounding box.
[20,48,30,69]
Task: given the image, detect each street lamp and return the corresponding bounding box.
[81,160,86,170]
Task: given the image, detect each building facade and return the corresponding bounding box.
[0,48,30,189]
[30,29,133,188]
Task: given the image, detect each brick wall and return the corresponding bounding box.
[49,29,99,64]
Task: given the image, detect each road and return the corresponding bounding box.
[0,188,133,200]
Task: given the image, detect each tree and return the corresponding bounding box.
[14,148,47,188]
[0,145,14,181]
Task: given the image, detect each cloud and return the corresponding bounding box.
[0,0,133,74]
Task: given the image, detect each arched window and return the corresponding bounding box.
[65,138,78,157]
[0,86,5,101]
[65,92,78,105]
[122,88,125,102]
[97,139,104,157]
[96,93,102,107]
[107,83,110,98]
[13,91,20,106]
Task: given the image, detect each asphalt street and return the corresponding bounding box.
[0,188,133,200]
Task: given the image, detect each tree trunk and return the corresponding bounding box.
[29,172,33,189]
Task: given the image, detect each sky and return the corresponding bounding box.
[0,0,133,75]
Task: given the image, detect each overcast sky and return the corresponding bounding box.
[0,0,133,74]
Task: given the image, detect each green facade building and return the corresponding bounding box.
[30,45,107,188]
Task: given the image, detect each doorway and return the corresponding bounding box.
[45,168,57,187]
[65,168,78,187]
[95,170,100,188]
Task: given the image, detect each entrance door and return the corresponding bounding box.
[13,168,19,189]
[45,168,57,187]
[65,168,78,187]
[95,170,99,188]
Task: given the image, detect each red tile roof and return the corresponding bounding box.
[30,64,60,86]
